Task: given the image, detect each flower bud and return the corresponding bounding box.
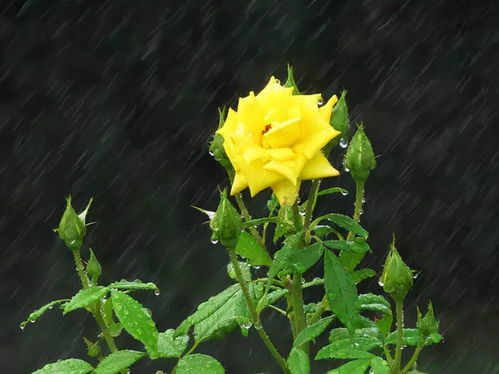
[210,190,242,248]
[209,107,234,174]
[55,196,87,250]
[86,248,102,283]
[83,337,101,358]
[344,124,376,183]
[418,302,439,338]
[379,237,414,301]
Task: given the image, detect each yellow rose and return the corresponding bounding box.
[217,77,341,206]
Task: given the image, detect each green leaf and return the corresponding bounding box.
[32,359,93,374]
[177,284,239,335]
[257,288,288,313]
[329,327,382,345]
[242,217,279,227]
[369,357,390,374]
[384,328,443,346]
[329,328,351,342]
[94,350,145,374]
[21,299,69,329]
[157,329,189,358]
[235,231,272,266]
[324,251,359,332]
[288,242,324,274]
[313,225,338,239]
[323,239,371,254]
[303,277,324,288]
[317,187,349,197]
[316,214,368,238]
[267,232,303,285]
[111,290,159,356]
[177,354,225,374]
[327,359,370,374]
[330,89,349,135]
[86,248,102,282]
[294,316,334,347]
[288,347,310,374]
[316,335,380,360]
[227,261,251,282]
[194,289,249,343]
[108,280,159,292]
[358,294,391,314]
[63,286,108,315]
[375,314,393,336]
[176,284,250,343]
[351,269,376,284]
[284,64,301,95]
[273,205,296,243]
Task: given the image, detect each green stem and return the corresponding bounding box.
[341,179,366,270]
[289,204,308,355]
[73,249,91,288]
[384,345,394,367]
[303,179,321,243]
[309,295,327,325]
[393,299,405,373]
[401,343,423,373]
[72,250,121,360]
[228,249,288,373]
[235,193,266,248]
[347,179,365,239]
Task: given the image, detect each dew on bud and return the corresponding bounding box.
[339,137,348,148]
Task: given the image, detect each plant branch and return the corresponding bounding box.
[303,179,321,243]
[401,343,423,373]
[228,249,288,373]
[393,299,405,373]
[235,193,265,247]
[72,250,121,362]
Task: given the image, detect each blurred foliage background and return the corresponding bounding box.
[0,0,497,373]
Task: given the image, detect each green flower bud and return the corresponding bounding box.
[210,189,242,248]
[209,107,234,174]
[418,302,439,338]
[379,237,414,301]
[83,337,101,358]
[55,196,87,250]
[86,248,102,283]
[344,124,376,183]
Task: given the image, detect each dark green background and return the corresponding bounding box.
[1,1,497,373]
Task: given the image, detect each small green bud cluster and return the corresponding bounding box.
[379,237,414,302]
[418,302,439,339]
[344,124,376,183]
[210,190,242,248]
